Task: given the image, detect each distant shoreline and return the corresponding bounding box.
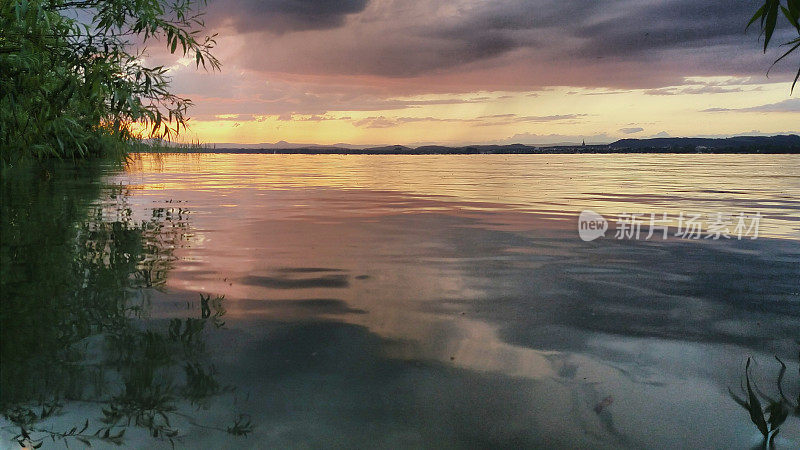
[141,135,800,155]
[138,146,800,155]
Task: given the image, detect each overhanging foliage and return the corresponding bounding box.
[0,0,219,165]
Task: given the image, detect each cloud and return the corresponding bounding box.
[351,113,586,129]
[686,130,800,138]
[205,0,797,89]
[645,86,747,95]
[619,127,644,134]
[276,114,350,122]
[171,72,508,119]
[739,98,800,112]
[701,98,800,113]
[352,116,396,128]
[477,113,585,122]
[642,77,766,95]
[162,0,800,144]
[206,0,370,33]
[474,113,587,126]
[574,1,753,56]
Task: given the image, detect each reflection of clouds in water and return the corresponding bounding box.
[384,317,558,379]
[241,273,350,289]
[202,320,625,449]
[197,318,798,448]
[480,236,800,355]
[158,179,798,371]
[111,154,800,448]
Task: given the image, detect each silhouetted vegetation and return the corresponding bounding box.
[730,353,800,449]
[0,0,219,165]
[749,0,800,90]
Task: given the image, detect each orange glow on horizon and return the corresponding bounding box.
[170,82,799,146]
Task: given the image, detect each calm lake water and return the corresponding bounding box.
[1,154,799,449]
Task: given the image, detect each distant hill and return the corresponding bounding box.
[609,135,800,151]
[151,135,800,154]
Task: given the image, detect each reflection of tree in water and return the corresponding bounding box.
[0,164,250,448]
[85,197,191,289]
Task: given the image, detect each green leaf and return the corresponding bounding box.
[789,0,800,22]
[766,401,789,430]
[729,388,749,409]
[745,359,769,437]
[772,39,800,66]
[781,5,800,30]
[764,0,780,52]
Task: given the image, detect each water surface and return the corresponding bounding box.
[2,154,799,448]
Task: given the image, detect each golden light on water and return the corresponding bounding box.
[124,153,800,239]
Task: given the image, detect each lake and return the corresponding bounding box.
[1,153,799,449]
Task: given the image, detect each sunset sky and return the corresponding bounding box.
[155,0,800,146]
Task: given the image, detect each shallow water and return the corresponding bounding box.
[2,154,799,449]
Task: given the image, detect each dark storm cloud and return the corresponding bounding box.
[337,30,521,78]
[203,0,797,89]
[432,0,608,35]
[435,0,794,72]
[574,0,754,56]
[206,0,369,33]
[453,0,789,55]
